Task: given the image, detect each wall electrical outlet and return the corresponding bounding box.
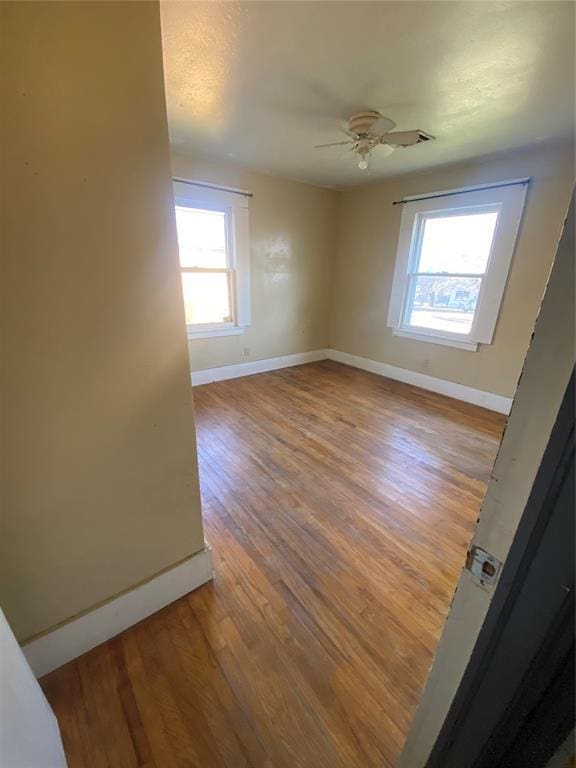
[466,545,502,587]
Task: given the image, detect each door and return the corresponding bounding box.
[427,370,575,767]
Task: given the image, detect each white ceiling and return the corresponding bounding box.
[160,1,575,188]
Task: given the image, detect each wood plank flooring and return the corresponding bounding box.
[42,360,506,768]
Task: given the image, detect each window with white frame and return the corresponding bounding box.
[387,181,528,351]
[173,180,251,339]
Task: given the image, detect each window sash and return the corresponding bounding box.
[180,266,236,327]
[388,181,528,346]
[180,267,232,274]
[398,203,501,340]
[176,204,236,328]
[173,180,251,331]
[408,205,499,272]
[407,272,486,278]
[402,208,492,337]
[177,206,233,267]
[401,274,485,337]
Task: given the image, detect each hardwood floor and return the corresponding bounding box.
[42,360,506,768]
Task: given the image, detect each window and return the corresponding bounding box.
[176,207,232,326]
[173,181,251,339]
[388,181,528,351]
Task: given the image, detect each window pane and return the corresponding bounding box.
[181,272,231,325]
[407,276,482,335]
[175,207,227,268]
[417,212,498,274]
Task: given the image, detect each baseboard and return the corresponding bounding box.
[191,349,328,386]
[22,547,213,678]
[325,348,513,414]
[190,346,512,414]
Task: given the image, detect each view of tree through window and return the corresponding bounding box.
[406,211,499,335]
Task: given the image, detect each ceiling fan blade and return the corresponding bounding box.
[381,130,429,147]
[376,144,396,159]
[370,115,396,135]
[314,140,356,148]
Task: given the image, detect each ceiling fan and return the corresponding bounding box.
[315,111,434,170]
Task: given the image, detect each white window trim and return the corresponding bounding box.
[173,180,251,340]
[387,179,529,350]
[187,325,244,341]
[392,328,478,351]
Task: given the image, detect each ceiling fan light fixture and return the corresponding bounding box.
[357,139,371,171]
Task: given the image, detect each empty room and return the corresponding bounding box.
[1,2,574,768]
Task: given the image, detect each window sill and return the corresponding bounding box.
[393,328,478,352]
[187,326,245,341]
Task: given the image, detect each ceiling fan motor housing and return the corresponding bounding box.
[348,111,382,136]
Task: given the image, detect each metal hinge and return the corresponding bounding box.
[466,545,502,587]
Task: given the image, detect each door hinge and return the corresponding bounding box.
[466,545,502,587]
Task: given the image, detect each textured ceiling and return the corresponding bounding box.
[160,1,575,187]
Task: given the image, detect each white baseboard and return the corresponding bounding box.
[22,546,213,678]
[191,349,328,386]
[190,346,512,414]
[325,348,513,414]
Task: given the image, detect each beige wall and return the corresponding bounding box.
[171,155,339,371]
[330,143,575,398]
[1,1,205,642]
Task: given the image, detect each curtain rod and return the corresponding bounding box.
[392,179,530,206]
[172,177,253,198]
